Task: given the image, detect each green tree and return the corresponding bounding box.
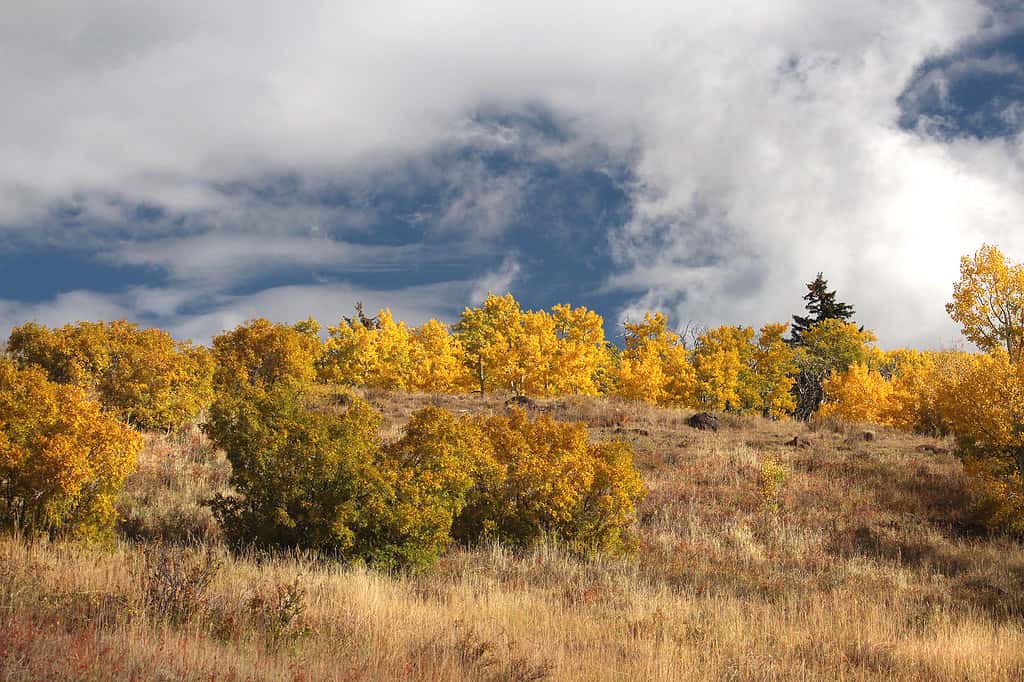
[790,273,857,345]
[793,319,877,419]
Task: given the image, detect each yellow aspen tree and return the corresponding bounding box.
[514,309,558,396]
[692,326,753,411]
[453,293,524,395]
[407,319,473,393]
[324,308,413,389]
[817,362,893,424]
[550,304,607,396]
[615,312,696,405]
[368,310,414,390]
[323,314,375,386]
[750,322,798,418]
[615,340,668,403]
[879,349,946,432]
[947,244,1024,363]
[793,319,878,419]
[930,350,1024,533]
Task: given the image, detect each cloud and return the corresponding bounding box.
[104,234,435,287]
[0,279,473,345]
[469,255,522,304]
[4,1,1024,348]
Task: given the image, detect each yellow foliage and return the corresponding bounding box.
[799,319,877,368]
[962,456,1024,536]
[324,309,413,390]
[693,326,751,411]
[212,318,322,395]
[457,409,645,554]
[946,243,1024,363]
[750,322,798,418]
[616,312,696,406]
[407,319,473,393]
[549,304,609,396]
[880,349,954,433]
[0,361,142,537]
[818,363,893,424]
[376,407,497,565]
[934,351,1024,462]
[453,293,525,395]
[6,321,213,430]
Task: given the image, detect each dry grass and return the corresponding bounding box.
[3,390,1024,680]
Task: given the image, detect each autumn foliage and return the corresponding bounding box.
[8,241,1024,549]
[0,361,142,537]
[205,377,644,566]
[6,320,212,430]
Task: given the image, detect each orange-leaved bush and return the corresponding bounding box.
[454,409,645,555]
[6,320,213,430]
[368,406,498,566]
[0,361,142,537]
[211,318,323,395]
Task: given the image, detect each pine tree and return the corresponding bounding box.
[790,273,856,345]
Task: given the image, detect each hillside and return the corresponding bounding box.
[2,390,1023,680]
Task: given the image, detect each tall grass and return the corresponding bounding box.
[2,391,1023,680]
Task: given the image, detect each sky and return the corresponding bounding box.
[3,1,1024,348]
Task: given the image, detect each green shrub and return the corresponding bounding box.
[205,384,385,557]
[206,390,645,565]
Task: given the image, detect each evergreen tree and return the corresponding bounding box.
[790,273,856,345]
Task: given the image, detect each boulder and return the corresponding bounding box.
[686,412,719,432]
[505,395,538,410]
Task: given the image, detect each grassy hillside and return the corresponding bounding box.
[3,390,1024,680]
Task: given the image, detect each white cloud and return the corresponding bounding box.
[3,1,1024,347]
[104,233,433,287]
[0,279,472,345]
[469,254,522,304]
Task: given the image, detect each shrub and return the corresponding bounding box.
[211,318,322,395]
[6,320,213,431]
[205,384,385,556]
[962,457,1024,536]
[454,409,645,555]
[0,361,142,537]
[139,545,222,626]
[363,406,497,567]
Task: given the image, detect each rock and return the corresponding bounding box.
[786,435,812,448]
[686,412,719,432]
[505,395,538,410]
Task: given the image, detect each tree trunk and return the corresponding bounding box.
[477,356,485,396]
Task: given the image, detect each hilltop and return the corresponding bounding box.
[3,390,1022,681]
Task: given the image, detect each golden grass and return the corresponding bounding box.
[3,390,1024,680]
